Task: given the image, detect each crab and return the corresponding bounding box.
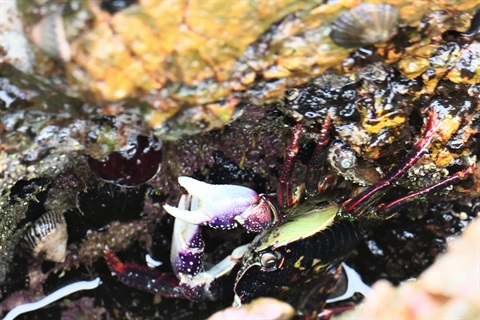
[104,109,474,317]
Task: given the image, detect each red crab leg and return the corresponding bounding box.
[104,249,184,298]
[316,305,358,320]
[277,122,303,208]
[278,116,334,208]
[305,114,335,195]
[340,109,439,217]
[376,164,475,219]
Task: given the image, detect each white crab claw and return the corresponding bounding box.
[163,203,207,225]
[177,176,258,207]
[164,190,206,225]
[164,177,260,230]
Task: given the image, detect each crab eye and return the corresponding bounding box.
[260,251,280,269]
[286,89,300,101]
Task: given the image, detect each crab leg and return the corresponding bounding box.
[104,249,184,298]
[177,244,250,301]
[317,305,358,320]
[376,164,475,219]
[305,114,336,195]
[105,192,250,301]
[340,109,439,217]
[277,122,303,208]
[278,115,333,207]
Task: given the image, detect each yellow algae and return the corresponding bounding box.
[364,115,406,135]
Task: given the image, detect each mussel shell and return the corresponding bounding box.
[22,211,68,263]
[331,3,399,48]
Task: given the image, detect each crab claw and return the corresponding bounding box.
[171,219,203,277]
[164,177,277,231]
[169,194,251,301]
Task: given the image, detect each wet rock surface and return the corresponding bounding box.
[0,0,479,319]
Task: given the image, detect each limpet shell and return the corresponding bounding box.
[331,3,399,48]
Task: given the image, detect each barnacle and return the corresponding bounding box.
[327,140,380,186]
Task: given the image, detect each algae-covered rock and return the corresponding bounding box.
[0,0,478,319]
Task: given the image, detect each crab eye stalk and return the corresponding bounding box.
[260,251,281,270]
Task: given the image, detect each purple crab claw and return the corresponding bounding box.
[169,194,251,301]
[163,177,278,232]
[170,195,204,278]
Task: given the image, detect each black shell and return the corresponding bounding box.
[331,3,399,48]
[22,211,68,263]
